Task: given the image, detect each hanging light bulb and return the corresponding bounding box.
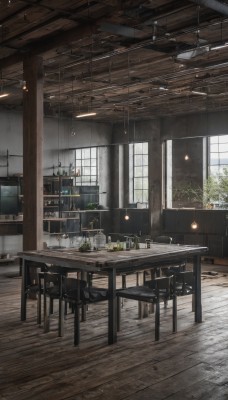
[124,209,129,220]
[191,220,199,230]
[20,80,28,91]
[184,154,189,161]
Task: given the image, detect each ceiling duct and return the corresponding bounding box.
[190,0,228,17]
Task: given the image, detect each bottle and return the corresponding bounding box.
[94,231,106,249]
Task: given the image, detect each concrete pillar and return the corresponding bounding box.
[23,55,44,250]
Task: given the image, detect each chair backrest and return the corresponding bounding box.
[154,235,172,244]
[43,272,62,296]
[63,277,109,304]
[147,276,173,287]
[144,276,174,297]
[28,262,47,286]
[174,271,194,295]
[62,277,87,301]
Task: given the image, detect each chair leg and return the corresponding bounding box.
[173,295,177,333]
[121,275,126,307]
[43,294,50,333]
[74,303,80,346]
[155,301,160,341]
[64,301,68,319]
[58,298,64,337]
[37,291,42,325]
[81,304,86,322]
[192,293,195,312]
[50,298,54,314]
[122,274,126,289]
[117,296,121,332]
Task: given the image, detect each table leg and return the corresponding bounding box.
[194,255,202,323]
[21,259,28,321]
[108,268,117,345]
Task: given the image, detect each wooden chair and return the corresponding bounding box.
[24,262,48,324]
[41,272,64,336]
[153,235,186,277]
[116,276,177,341]
[62,277,109,346]
[174,271,194,296]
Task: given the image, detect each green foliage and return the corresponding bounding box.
[79,241,91,252]
[85,202,98,210]
[203,175,220,207]
[173,168,228,208]
[219,167,228,204]
[173,182,203,204]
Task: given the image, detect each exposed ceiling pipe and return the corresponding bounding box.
[190,0,228,17]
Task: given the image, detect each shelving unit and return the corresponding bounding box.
[0,175,110,237]
[43,176,81,236]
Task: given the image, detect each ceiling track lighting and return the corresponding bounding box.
[76,112,97,118]
[211,42,228,51]
[191,90,207,96]
[0,93,9,98]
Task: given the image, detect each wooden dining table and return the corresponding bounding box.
[19,243,208,344]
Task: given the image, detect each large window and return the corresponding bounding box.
[209,135,228,176]
[75,147,98,186]
[208,135,228,209]
[129,142,148,206]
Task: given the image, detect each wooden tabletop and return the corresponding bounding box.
[19,243,208,273]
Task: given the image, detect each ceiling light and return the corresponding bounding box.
[159,86,168,91]
[76,112,97,118]
[20,80,27,91]
[176,45,210,61]
[0,93,9,98]
[191,90,207,96]
[184,154,189,161]
[211,43,228,51]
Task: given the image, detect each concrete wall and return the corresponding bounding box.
[161,110,228,141]
[0,110,112,177]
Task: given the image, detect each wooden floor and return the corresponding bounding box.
[1,263,228,400]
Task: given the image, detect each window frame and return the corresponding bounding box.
[74,147,98,186]
[129,142,149,207]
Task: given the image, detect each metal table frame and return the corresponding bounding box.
[19,244,208,344]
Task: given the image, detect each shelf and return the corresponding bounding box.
[45,231,80,236]
[0,256,17,264]
[81,228,104,233]
[43,194,80,198]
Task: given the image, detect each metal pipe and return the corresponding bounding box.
[191,0,228,17]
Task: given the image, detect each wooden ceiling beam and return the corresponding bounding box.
[0,20,100,70]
